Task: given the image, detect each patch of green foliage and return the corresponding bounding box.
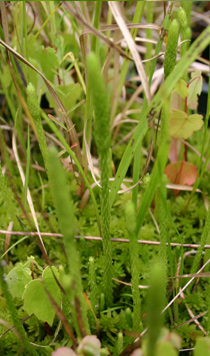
[0,2,210,356]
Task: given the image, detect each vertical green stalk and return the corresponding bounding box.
[149,7,171,86]
[91,1,101,57]
[82,1,102,176]
[88,256,98,330]
[177,7,191,81]
[157,177,168,280]
[132,141,141,210]
[146,262,165,356]
[164,19,179,79]
[87,52,113,306]
[48,147,90,334]
[177,7,187,36]
[24,126,31,207]
[156,177,170,320]
[0,165,16,224]
[22,0,28,61]
[105,6,112,56]
[130,2,146,209]
[145,1,154,76]
[191,207,210,274]
[177,6,189,57]
[82,75,92,175]
[0,128,14,174]
[88,257,98,315]
[206,282,210,334]
[27,83,49,174]
[182,1,192,26]
[0,57,16,120]
[181,27,191,82]
[0,262,39,356]
[125,201,141,332]
[47,1,57,37]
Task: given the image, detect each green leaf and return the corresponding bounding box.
[194,337,210,356]
[23,266,61,326]
[175,79,189,98]
[58,84,82,113]
[7,264,32,298]
[47,83,82,113]
[37,46,59,82]
[169,109,203,139]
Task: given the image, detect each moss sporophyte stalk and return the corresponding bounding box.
[48,147,90,335]
[87,52,113,307]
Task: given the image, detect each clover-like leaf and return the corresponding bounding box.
[23,266,61,326]
[169,109,203,139]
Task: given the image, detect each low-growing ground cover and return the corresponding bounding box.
[0,1,210,355]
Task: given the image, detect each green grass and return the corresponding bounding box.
[0,2,210,355]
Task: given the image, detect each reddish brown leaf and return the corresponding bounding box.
[164,161,197,196]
